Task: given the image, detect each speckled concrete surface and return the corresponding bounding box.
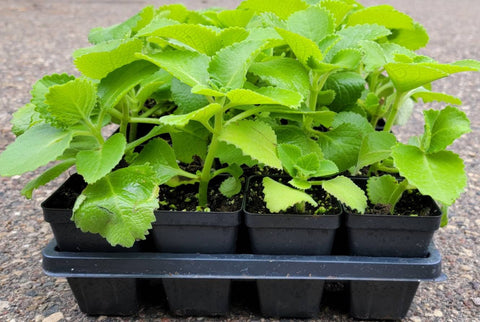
[0,0,479,321]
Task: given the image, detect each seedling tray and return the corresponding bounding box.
[42,240,445,319]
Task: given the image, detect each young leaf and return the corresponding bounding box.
[131,138,195,184]
[218,27,250,48]
[0,124,73,176]
[322,176,367,213]
[323,72,366,112]
[392,144,467,205]
[31,73,76,119]
[388,22,429,50]
[286,6,334,44]
[226,87,303,108]
[295,153,322,178]
[219,120,282,169]
[275,125,324,157]
[319,0,353,26]
[137,51,210,88]
[97,60,161,110]
[278,144,303,176]
[209,40,265,90]
[332,111,374,134]
[238,0,308,20]
[262,177,317,213]
[354,131,396,173]
[171,78,209,114]
[366,175,405,209]
[411,88,462,106]
[45,78,97,127]
[346,5,414,30]
[217,9,255,27]
[160,103,222,128]
[421,106,471,153]
[219,176,242,198]
[275,28,324,68]
[74,39,143,79]
[76,133,126,184]
[249,57,310,99]
[11,103,43,136]
[171,121,210,163]
[359,40,387,72]
[216,141,258,167]
[21,159,75,199]
[330,48,363,70]
[73,165,159,247]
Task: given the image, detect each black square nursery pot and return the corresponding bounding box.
[243,176,342,318]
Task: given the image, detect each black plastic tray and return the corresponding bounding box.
[42,240,445,281]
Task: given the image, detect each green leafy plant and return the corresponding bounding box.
[0,0,478,247]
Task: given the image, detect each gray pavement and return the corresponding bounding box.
[1,0,479,321]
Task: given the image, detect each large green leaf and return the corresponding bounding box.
[30,74,76,120]
[366,175,405,209]
[74,39,143,79]
[216,141,257,167]
[346,5,414,30]
[0,124,73,176]
[388,22,429,50]
[226,87,302,108]
[21,159,75,199]
[159,103,222,128]
[323,72,366,111]
[137,51,210,88]
[209,40,265,90]
[262,177,317,213]
[392,144,466,205]
[44,78,97,128]
[275,28,323,68]
[287,6,334,43]
[218,120,282,169]
[354,131,396,173]
[76,133,126,184]
[239,0,308,20]
[322,176,367,213]
[421,106,471,153]
[319,0,353,26]
[97,60,161,110]
[249,57,310,99]
[217,9,255,27]
[275,125,324,157]
[171,121,210,163]
[411,89,462,106]
[73,165,159,247]
[171,78,209,114]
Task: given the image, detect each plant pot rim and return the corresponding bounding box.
[153,209,241,227]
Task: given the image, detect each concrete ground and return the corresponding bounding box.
[0,0,479,321]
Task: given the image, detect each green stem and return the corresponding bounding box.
[383,91,407,132]
[129,117,163,124]
[84,118,104,144]
[119,99,129,137]
[388,179,409,214]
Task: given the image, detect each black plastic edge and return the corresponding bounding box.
[153,209,242,227]
[42,240,445,282]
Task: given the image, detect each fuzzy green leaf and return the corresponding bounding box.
[275,28,323,68]
[392,144,466,205]
[137,51,210,88]
[421,106,471,153]
[355,131,396,173]
[332,111,374,134]
[216,141,257,167]
[249,57,310,99]
[21,159,75,199]
[219,176,242,198]
[171,78,209,114]
[323,72,366,112]
[11,103,43,136]
[209,40,265,90]
[286,6,334,43]
[160,103,221,128]
[44,78,97,127]
[97,60,161,110]
[76,133,126,184]
[359,40,387,72]
[239,0,308,20]
[346,5,414,30]
[262,177,317,213]
[275,125,324,157]
[31,74,76,121]
[73,165,159,247]
[412,90,462,106]
[217,9,255,27]
[322,176,366,213]
[366,174,404,207]
[74,39,143,79]
[171,121,209,163]
[388,22,429,50]
[277,144,302,176]
[319,0,353,26]
[219,120,282,169]
[218,27,250,48]
[226,87,303,108]
[0,124,73,176]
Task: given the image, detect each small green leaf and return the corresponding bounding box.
[217,9,255,27]
[76,133,126,184]
[355,131,396,173]
[171,121,209,163]
[218,27,250,48]
[275,28,323,68]
[74,39,143,79]
[278,144,302,176]
[262,177,317,213]
[275,125,324,157]
[319,0,353,26]
[171,78,209,114]
[392,144,467,205]
[160,103,222,128]
[249,57,310,99]
[44,78,97,127]
[73,165,159,247]
[359,40,387,72]
[346,5,414,30]
[31,73,76,120]
[0,124,73,176]
[388,22,429,50]
[216,141,257,167]
[286,6,334,43]
[412,89,462,105]
[11,103,43,136]
[323,72,366,112]
[422,106,471,153]
[219,176,242,197]
[239,0,308,20]
[330,48,363,70]
[366,175,405,209]
[295,153,321,177]
[322,176,366,213]
[332,111,374,134]
[137,51,210,88]
[209,40,265,90]
[226,87,303,108]
[219,120,282,169]
[289,178,312,190]
[21,159,75,199]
